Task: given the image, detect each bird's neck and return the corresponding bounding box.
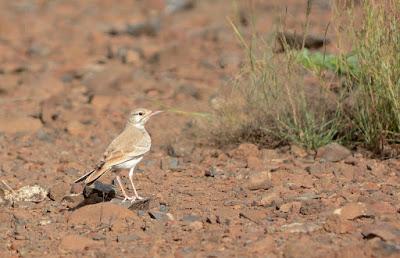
[126,122,147,132]
[134,123,145,130]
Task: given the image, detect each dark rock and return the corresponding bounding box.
[83,181,116,204]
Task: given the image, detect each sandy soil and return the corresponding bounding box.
[0,0,399,257]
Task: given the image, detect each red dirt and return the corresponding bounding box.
[0,1,399,257]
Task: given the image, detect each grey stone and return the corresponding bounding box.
[165,0,195,14]
[316,143,352,162]
[182,214,201,222]
[148,210,168,221]
[160,157,181,171]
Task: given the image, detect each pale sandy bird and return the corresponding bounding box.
[74,108,163,202]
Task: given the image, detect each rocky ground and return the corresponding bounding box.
[0,0,399,257]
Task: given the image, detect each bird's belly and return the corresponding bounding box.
[113,157,143,169]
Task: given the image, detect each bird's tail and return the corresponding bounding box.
[74,168,96,184]
[84,166,111,185]
[74,160,109,185]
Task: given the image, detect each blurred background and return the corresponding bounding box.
[1,1,400,257]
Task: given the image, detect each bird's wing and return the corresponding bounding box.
[102,128,150,166]
[83,127,150,185]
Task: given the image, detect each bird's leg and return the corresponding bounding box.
[116,175,135,202]
[129,167,143,201]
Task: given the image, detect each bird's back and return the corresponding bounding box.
[82,125,151,185]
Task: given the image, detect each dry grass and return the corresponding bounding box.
[345,0,400,152]
[208,0,400,154]
[209,31,341,149]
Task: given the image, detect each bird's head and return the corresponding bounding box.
[128,108,163,128]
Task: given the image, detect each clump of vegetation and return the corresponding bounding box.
[209,0,400,154]
[346,0,400,151]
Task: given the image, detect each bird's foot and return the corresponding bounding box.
[122,196,136,203]
[135,195,144,200]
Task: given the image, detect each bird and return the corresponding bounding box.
[74,108,163,202]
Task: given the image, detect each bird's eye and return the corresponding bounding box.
[138,112,143,116]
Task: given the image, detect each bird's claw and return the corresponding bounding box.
[122,196,136,203]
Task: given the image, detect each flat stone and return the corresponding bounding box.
[110,197,150,211]
[333,202,373,220]
[362,223,400,242]
[316,143,351,162]
[281,222,322,233]
[182,214,201,223]
[246,171,272,190]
